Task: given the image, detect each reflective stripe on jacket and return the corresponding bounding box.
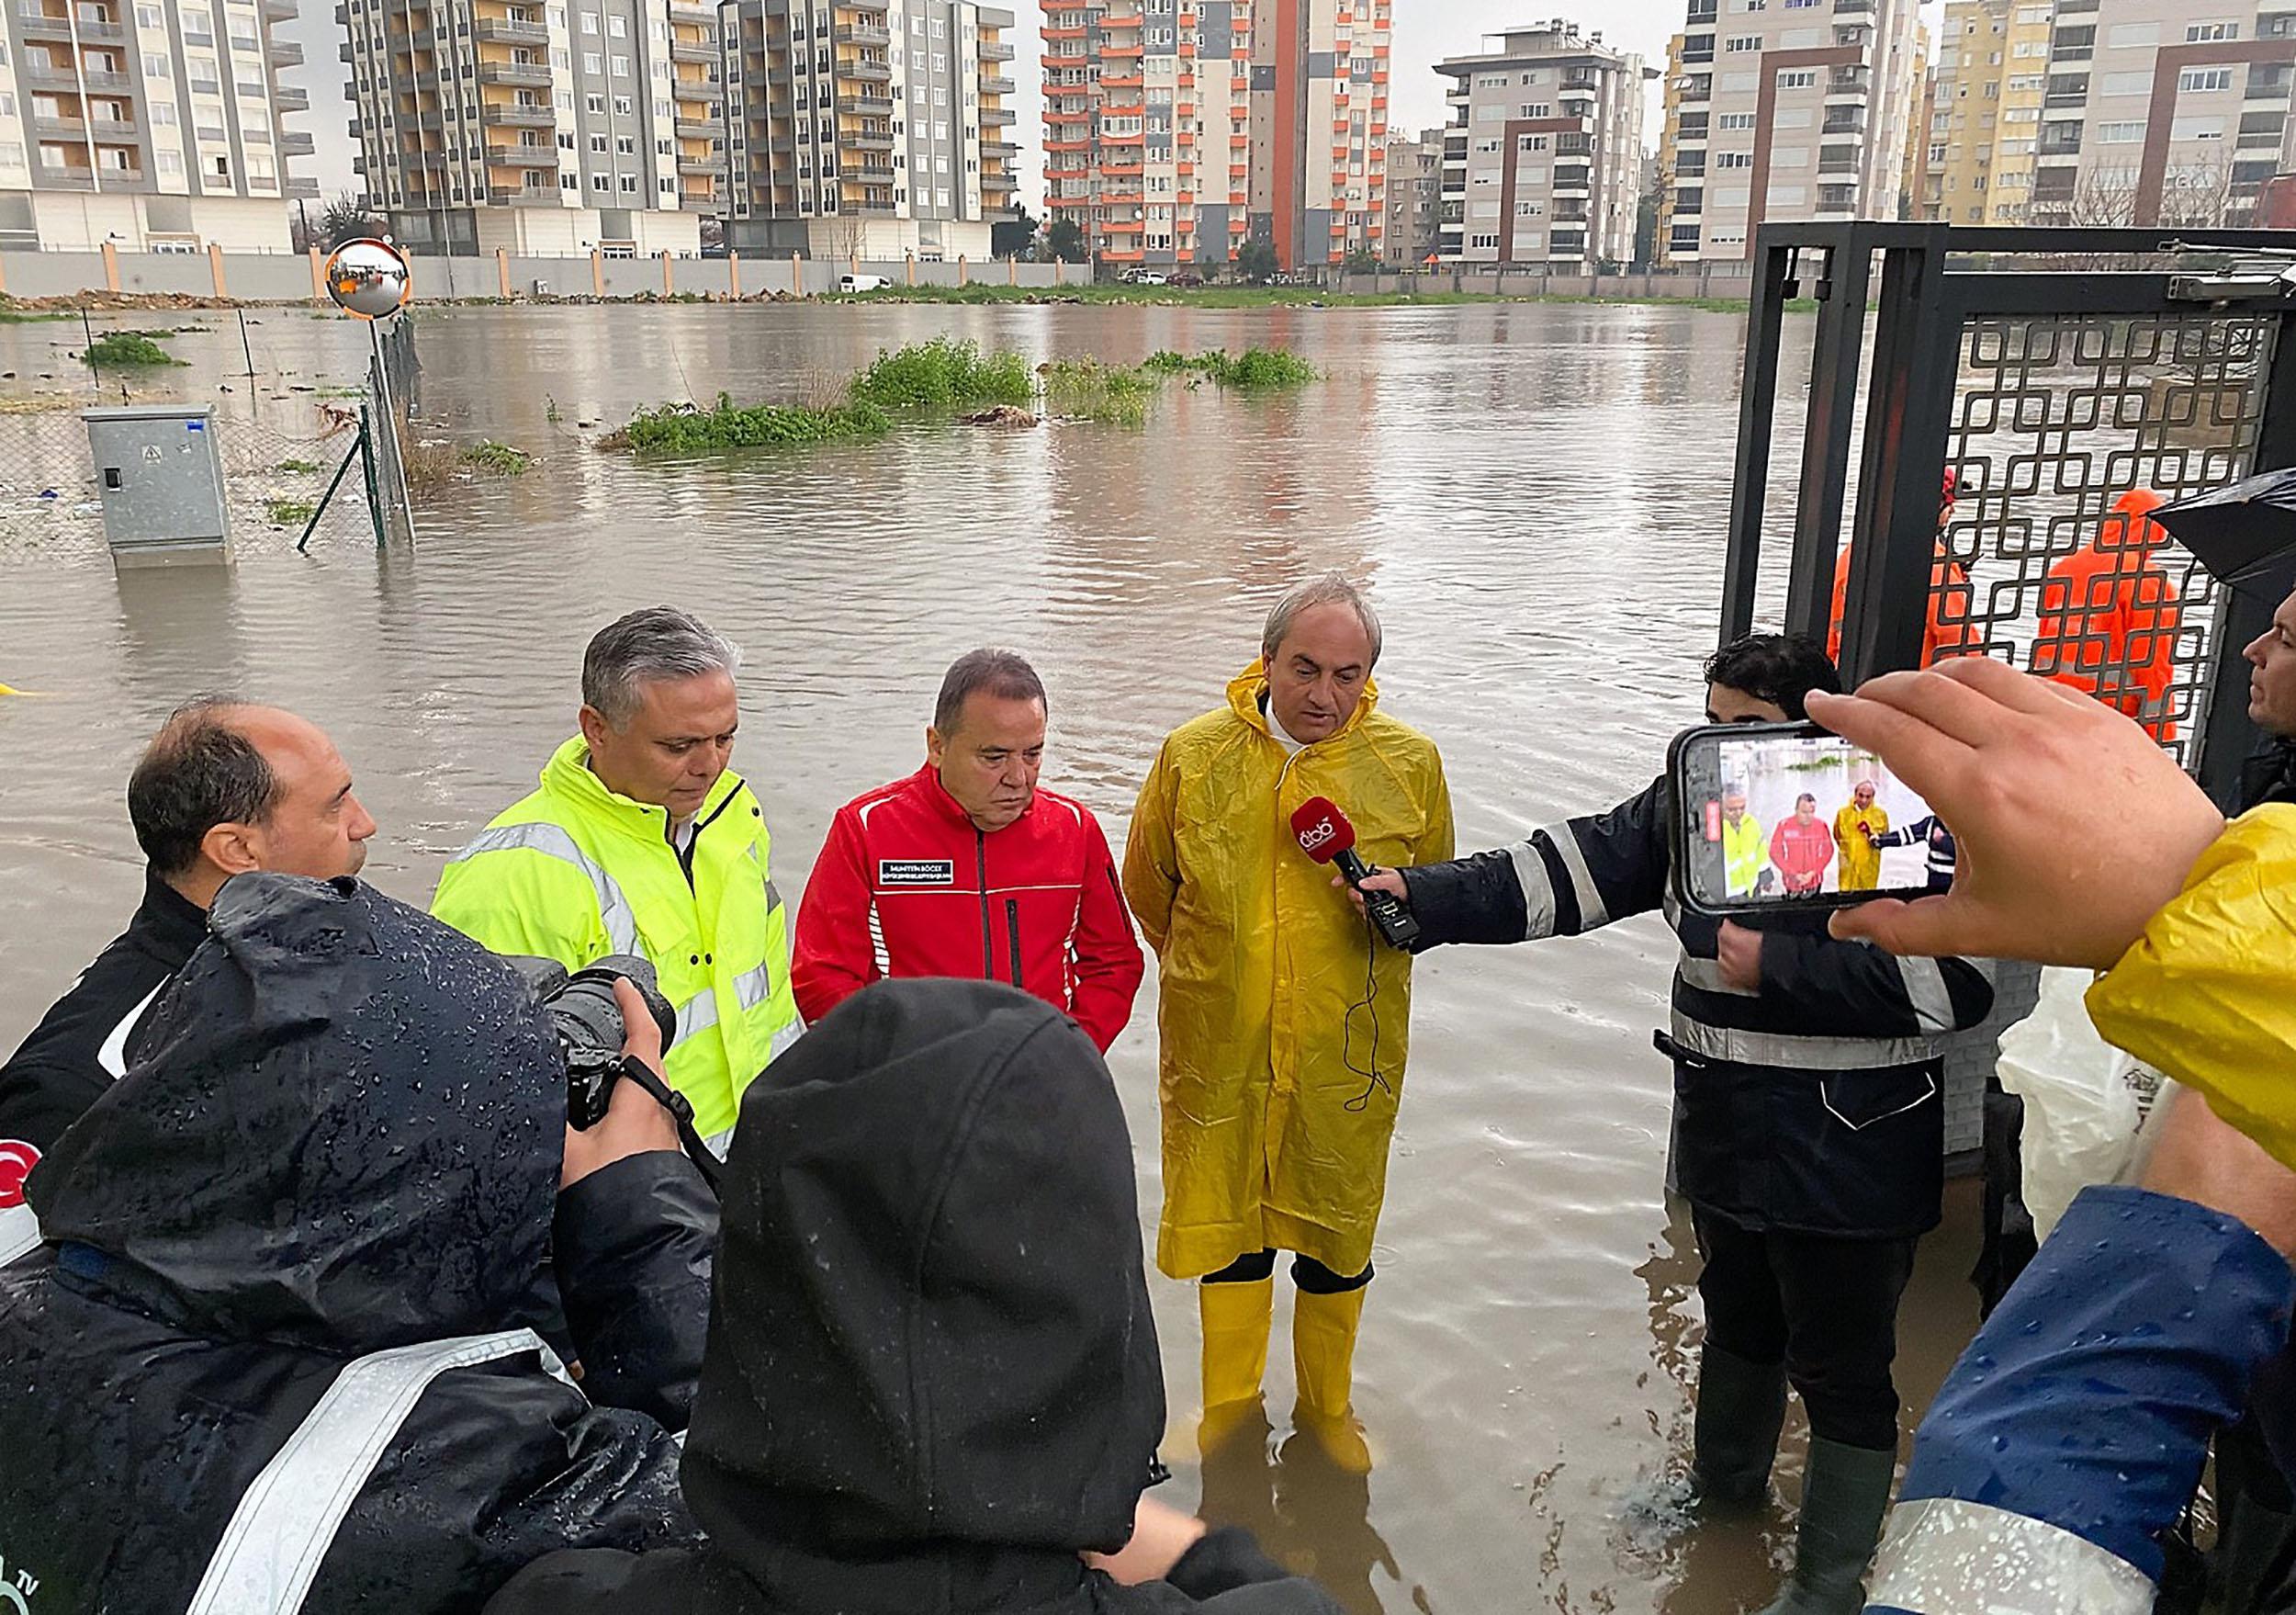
[791,764,1144,1051]
[432,737,801,1141]
[1121,664,1454,1281]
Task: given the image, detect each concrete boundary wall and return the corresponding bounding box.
[0,246,1769,304]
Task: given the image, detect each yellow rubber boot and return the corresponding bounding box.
[1292,1285,1372,1474]
[1198,1277,1274,1451]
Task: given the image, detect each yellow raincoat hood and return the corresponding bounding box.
[1122,661,1454,1280]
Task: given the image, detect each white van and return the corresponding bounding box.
[838,273,893,292]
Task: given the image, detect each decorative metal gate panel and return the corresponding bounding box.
[1719,222,2296,796]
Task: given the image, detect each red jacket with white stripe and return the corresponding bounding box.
[792,765,1144,1050]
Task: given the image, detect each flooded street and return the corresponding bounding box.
[0,300,1986,1614]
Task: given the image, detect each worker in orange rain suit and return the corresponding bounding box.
[2032,488,2184,744]
[1828,468,1976,670]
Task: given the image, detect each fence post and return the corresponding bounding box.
[728,250,742,298]
[956,254,967,286]
[101,240,119,293]
[308,245,324,302]
[659,251,673,296]
[589,249,604,298]
[850,252,859,277]
[1007,254,1016,285]
[792,250,803,297]
[1055,257,1065,287]
[206,243,227,299]
[905,252,916,287]
[496,248,512,299]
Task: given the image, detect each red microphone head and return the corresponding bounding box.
[1289,796,1357,864]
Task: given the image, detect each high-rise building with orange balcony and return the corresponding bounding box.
[725,0,1015,258]
[0,0,313,251]
[343,0,729,254]
[1042,0,1390,272]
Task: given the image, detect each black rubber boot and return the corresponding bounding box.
[1689,1342,1788,1509]
[1755,1438,1897,1615]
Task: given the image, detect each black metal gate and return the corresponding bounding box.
[1718,222,2296,799]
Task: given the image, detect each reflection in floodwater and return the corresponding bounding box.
[0,301,1998,1613]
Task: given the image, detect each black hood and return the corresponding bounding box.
[28,873,567,1354]
[2239,734,2296,813]
[681,979,1164,1611]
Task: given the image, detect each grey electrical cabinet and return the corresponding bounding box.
[83,404,231,568]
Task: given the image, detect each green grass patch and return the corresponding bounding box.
[276,457,324,475]
[83,332,182,367]
[0,299,73,323]
[1188,347,1320,388]
[264,498,317,526]
[1041,359,1159,425]
[849,336,1034,411]
[460,441,533,476]
[606,391,894,455]
[1142,349,1191,374]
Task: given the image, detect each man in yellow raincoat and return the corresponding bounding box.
[1123,572,1452,1471]
[1721,787,1764,896]
[1832,780,1888,891]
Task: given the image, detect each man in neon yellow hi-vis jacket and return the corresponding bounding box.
[1124,573,1452,1475]
[433,607,800,1150]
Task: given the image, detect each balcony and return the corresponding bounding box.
[268,37,302,63]
[981,39,1013,60]
[1827,65,1870,96]
[836,91,892,113]
[33,164,96,189]
[32,112,84,138]
[486,184,560,203]
[849,161,892,180]
[80,68,128,90]
[279,130,316,154]
[484,100,557,126]
[833,21,888,44]
[474,16,546,42]
[17,10,72,38]
[486,143,559,165]
[667,0,715,16]
[841,56,891,80]
[982,169,1016,187]
[680,154,727,174]
[980,73,1014,93]
[675,116,720,138]
[478,60,552,85]
[672,39,719,62]
[981,105,1014,126]
[276,85,310,111]
[848,129,893,150]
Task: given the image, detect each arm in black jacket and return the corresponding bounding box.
[1399,778,1670,949]
[553,1150,718,1431]
[1755,932,1996,1041]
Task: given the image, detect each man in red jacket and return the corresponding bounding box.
[793,649,1144,1051]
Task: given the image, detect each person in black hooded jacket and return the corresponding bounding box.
[0,872,716,1614]
[486,977,1344,1615]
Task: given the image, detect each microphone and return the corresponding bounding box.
[1290,796,1421,950]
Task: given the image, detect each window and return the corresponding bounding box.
[586,93,604,112]
[1518,101,1548,117]
[558,131,575,148]
[2189,21,2239,42]
[615,133,634,152]
[149,100,175,124]
[620,173,636,190]
[591,170,608,187]
[580,9,596,29]
[2172,114,2226,140]
[613,95,631,113]
[1717,111,1754,130]
[1716,150,1752,168]
[607,13,624,34]
[590,132,606,151]
[2097,119,2144,141]
[1775,68,1815,88]
[1724,34,1761,52]
[611,53,629,74]
[2180,67,2234,92]
[583,51,602,72]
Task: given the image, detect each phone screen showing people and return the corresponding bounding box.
[1670,722,1946,916]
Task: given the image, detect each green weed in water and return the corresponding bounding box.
[1188,347,1320,389]
[83,333,181,367]
[461,441,534,475]
[264,498,318,526]
[849,337,1034,411]
[608,391,894,454]
[1041,359,1158,425]
[276,457,323,475]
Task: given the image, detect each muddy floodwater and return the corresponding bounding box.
[0,300,1987,1614]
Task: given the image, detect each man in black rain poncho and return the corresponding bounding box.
[488,978,1345,1615]
[0,873,716,1613]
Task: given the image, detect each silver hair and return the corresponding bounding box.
[581,605,743,728]
[1261,571,1382,669]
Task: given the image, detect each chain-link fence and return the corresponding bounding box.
[0,304,414,562]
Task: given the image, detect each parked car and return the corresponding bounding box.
[1167,273,1204,288]
[1115,268,1168,286]
[838,273,892,292]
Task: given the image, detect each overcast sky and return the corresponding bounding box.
[274,0,1937,214]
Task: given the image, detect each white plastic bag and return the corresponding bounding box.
[1995,966,2167,1239]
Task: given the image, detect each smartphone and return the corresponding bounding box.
[1668,721,1946,918]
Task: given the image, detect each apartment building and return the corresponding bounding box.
[1660,0,1926,263]
[1919,0,2050,223]
[1382,121,1437,263]
[724,0,1013,259]
[342,0,728,255]
[1041,0,1390,274]
[0,0,313,251]
[1433,21,1650,267]
[2027,0,2296,228]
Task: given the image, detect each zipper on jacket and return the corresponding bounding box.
[975,830,994,979]
[1005,899,1023,990]
[671,786,745,894]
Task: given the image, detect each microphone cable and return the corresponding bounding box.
[1340,904,1388,1113]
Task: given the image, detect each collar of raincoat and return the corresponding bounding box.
[1224,658,1381,745]
[539,732,748,845]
